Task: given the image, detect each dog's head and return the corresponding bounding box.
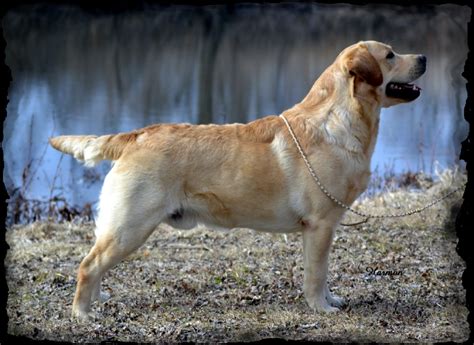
[337,40,426,107]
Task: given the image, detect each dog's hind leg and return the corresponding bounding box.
[71,171,165,320]
[91,278,110,303]
[72,216,163,320]
[72,218,162,319]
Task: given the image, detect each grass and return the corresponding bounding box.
[5,168,469,342]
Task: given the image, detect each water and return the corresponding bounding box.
[2,3,470,209]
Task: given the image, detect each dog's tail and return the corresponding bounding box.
[49,133,135,167]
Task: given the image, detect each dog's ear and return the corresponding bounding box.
[345,47,383,87]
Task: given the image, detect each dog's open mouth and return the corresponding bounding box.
[386,82,421,101]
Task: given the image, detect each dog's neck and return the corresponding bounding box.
[288,69,381,159]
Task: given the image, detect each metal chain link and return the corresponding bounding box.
[280,114,464,221]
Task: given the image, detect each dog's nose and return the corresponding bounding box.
[418,55,427,65]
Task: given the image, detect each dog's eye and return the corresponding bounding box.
[386,51,395,59]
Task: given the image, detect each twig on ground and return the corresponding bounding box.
[160,244,213,252]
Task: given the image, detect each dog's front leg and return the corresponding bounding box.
[302,223,340,312]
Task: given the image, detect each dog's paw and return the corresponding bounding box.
[326,293,345,308]
[92,290,111,303]
[306,295,341,313]
[97,291,111,303]
[313,302,340,313]
[71,308,96,321]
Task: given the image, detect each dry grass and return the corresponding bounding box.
[5,168,469,342]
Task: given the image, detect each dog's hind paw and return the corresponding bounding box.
[71,308,96,321]
[92,289,111,303]
[97,291,111,302]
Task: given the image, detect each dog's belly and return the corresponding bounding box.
[166,212,303,233]
[163,191,304,234]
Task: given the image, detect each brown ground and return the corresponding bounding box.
[5,169,469,342]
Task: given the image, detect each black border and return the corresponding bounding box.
[0,1,472,343]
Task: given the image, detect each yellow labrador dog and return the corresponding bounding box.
[50,40,426,319]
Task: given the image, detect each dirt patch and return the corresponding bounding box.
[5,169,469,342]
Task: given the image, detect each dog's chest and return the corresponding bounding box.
[284,147,370,218]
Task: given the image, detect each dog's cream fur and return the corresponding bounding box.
[50,41,426,319]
